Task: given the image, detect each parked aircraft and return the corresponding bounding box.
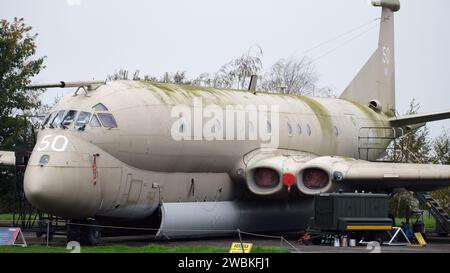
[1,0,450,244]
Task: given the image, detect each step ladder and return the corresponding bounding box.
[414,192,450,235]
[357,127,405,162]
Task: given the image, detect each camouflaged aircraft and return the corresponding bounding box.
[2,0,450,245]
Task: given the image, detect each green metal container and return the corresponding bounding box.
[314,192,393,232]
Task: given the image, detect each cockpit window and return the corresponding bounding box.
[90,114,101,127]
[75,111,92,129]
[98,113,118,128]
[42,112,56,128]
[51,110,66,128]
[92,103,108,111]
[61,110,78,127]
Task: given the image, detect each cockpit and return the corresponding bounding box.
[41,103,118,131]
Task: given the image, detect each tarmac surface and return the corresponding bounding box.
[2,220,449,253]
[20,231,450,253]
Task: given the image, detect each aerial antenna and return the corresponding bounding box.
[248,75,258,94]
[25,80,106,97]
[291,17,381,59]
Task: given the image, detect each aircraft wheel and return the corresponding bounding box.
[67,222,82,242]
[81,222,102,246]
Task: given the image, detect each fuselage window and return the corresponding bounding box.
[42,112,56,128]
[306,124,312,136]
[334,126,339,136]
[212,119,221,134]
[215,119,221,132]
[61,110,78,127]
[51,110,66,128]
[98,113,118,128]
[93,103,108,111]
[297,124,302,135]
[287,123,293,136]
[75,112,92,129]
[179,121,185,133]
[90,114,101,127]
[267,121,272,134]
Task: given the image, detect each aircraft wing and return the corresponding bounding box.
[333,160,450,192]
[244,152,450,196]
[0,151,15,166]
[389,110,450,127]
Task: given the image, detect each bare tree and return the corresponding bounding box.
[213,45,263,89]
[107,69,129,81]
[173,71,190,84]
[430,128,450,213]
[260,57,318,95]
[106,46,334,97]
[132,70,140,81]
[144,75,159,82]
[432,129,450,165]
[314,86,336,98]
[192,72,214,87]
[388,100,432,219]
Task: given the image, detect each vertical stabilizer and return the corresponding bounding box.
[339,0,400,116]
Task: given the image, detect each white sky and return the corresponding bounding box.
[2,0,450,138]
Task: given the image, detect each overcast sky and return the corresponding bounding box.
[2,0,450,138]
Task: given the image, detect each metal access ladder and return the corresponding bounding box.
[357,127,405,162]
[414,192,450,235]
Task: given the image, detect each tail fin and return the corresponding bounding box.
[339,0,400,117]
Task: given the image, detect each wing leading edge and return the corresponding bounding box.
[327,157,450,192]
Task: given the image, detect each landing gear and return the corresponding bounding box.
[67,220,102,246]
[84,224,102,246]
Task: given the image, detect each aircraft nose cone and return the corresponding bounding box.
[24,164,100,218]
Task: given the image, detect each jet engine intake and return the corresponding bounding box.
[245,156,285,196]
[247,167,282,195]
[295,157,343,195]
[253,168,279,188]
[297,167,332,195]
[302,168,329,189]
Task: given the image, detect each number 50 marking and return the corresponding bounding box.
[37,135,69,152]
[382,46,390,64]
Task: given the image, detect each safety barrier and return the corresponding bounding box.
[0,219,302,253]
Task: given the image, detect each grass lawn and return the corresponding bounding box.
[395,215,436,229]
[0,213,47,221]
[0,213,13,221]
[0,244,289,253]
[0,212,437,253]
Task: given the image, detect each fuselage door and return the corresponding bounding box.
[114,170,132,207]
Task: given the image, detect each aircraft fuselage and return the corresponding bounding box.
[24,81,392,220]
